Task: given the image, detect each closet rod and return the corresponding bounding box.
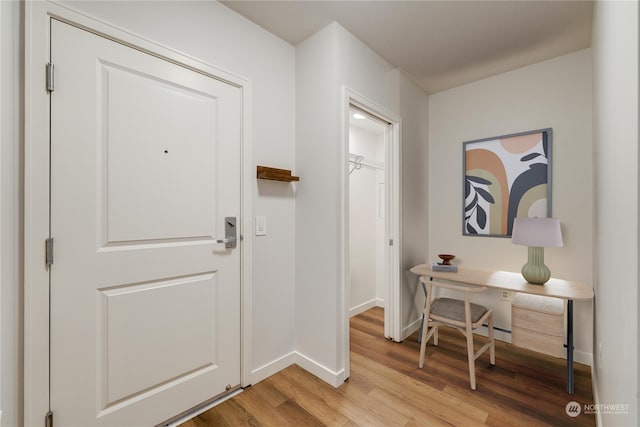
[348,153,384,175]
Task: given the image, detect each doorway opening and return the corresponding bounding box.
[342,91,401,380]
[348,107,388,319]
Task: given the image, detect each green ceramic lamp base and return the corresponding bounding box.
[521,246,551,285]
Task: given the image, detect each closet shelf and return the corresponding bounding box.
[256,166,300,182]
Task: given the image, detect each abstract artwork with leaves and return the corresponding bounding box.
[463,129,552,237]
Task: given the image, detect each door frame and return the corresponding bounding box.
[24,3,253,425]
[341,88,401,380]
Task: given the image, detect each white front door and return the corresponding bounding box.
[50,19,241,426]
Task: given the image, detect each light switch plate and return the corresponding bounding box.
[255,216,267,236]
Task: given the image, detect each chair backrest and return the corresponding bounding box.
[420,276,489,328]
[420,276,487,295]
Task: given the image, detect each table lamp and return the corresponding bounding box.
[511,217,563,285]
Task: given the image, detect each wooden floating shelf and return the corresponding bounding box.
[256,166,300,182]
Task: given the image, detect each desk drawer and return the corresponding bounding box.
[512,306,564,336]
[512,326,565,358]
[511,294,565,358]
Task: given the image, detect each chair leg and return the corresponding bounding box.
[419,284,434,369]
[417,313,424,343]
[419,323,439,368]
[466,330,476,390]
[489,313,495,366]
[418,320,428,368]
[434,325,439,346]
[464,296,476,390]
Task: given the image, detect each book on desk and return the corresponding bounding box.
[431,262,458,272]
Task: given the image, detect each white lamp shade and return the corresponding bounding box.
[511,217,563,247]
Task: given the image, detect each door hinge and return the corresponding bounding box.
[45,237,54,269]
[389,239,394,246]
[46,63,55,92]
[45,410,53,427]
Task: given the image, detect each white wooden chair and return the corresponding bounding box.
[418,276,496,390]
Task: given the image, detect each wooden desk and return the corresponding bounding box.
[409,264,594,394]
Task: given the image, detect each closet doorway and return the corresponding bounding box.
[342,91,400,381]
[348,107,388,320]
[344,95,401,338]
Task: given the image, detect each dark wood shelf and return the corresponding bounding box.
[256,166,300,182]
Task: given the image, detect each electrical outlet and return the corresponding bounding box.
[501,291,511,301]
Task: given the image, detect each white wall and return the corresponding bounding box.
[392,70,429,339]
[348,125,385,314]
[428,49,594,362]
[592,1,639,425]
[295,23,345,384]
[1,1,23,425]
[295,22,428,384]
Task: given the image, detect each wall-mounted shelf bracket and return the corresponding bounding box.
[256,166,300,182]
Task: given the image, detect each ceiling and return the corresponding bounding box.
[221,0,594,93]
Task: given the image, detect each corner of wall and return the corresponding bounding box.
[396,72,429,335]
[293,21,342,375]
[592,0,639,425]
[293,351,346,388]
[250,352,297,385]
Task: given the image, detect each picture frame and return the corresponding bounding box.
[463,128,552,238]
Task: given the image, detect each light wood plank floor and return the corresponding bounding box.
[180,307,595,426]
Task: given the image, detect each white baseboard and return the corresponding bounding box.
[402,316,422,340]
[574,350,593,367]
[250,351,296,385]
[294,351,345,387]
[251,350,346,389]
[348,298,379,318]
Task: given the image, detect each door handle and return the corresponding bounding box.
[216,216,237,248]
[215,238,235,244]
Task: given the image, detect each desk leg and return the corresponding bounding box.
[566,299,574,394]
[417,278,429,343]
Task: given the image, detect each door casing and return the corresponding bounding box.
[341,87,402,381]
[24,3,253,425]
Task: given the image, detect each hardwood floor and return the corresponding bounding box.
[180,307,595,426]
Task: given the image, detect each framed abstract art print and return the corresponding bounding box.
[463,128,552,237]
